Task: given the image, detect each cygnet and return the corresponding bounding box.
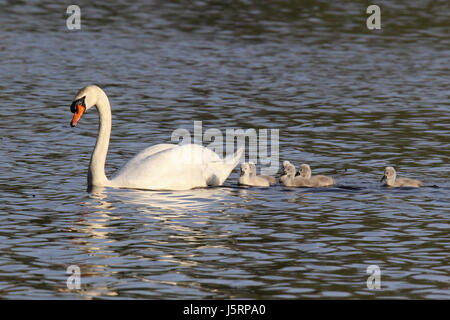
[380,166,423,187]
[282,163,311,187]
[239,163,270,187]
[249,162,277,185]
[298,163,335,187]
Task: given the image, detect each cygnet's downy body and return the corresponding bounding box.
[380,166,423,188]
[249,162,277,185]
[298,164,335,187]
[239,163,270,187]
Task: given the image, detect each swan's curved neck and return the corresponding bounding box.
[88,91,111,189]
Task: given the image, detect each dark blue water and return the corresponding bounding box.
[0,1,448,299]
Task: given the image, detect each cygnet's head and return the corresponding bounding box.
[280,160,292,175]
[248,162,257,175]
[299,164,312,179]
[240,163,250,176]
[285,163,297,177]
[381,166,396,183]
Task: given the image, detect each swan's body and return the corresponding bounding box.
[381,166,423,188]
[70,85,243,191]
[282,163,311,187]
[239,163,270,187]
[298,164,335,187]
[248,162,276,185]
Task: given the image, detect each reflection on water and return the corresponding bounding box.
[0,0,449,299]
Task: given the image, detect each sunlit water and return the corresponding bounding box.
[0,1,449,299]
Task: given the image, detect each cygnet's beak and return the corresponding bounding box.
[380,175,386,182]
[240,170,245,176]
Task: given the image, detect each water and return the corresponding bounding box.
[0,0,449,299]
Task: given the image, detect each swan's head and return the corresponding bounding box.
[240,163,250,176]
[70,85,104,127]
[299,164,312,179]
[381,166,396,183]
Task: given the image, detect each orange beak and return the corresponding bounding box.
[71,105,85,127]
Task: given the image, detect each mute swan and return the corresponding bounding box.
[380,166,423,188]
[239,163,270,187]
[249,162,277,185]
[69,85,243,191]
[298,164,335,187]
[282,163,311,187]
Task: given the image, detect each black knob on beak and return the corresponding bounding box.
[70,96,86,113]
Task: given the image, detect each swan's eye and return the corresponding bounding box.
[70,96,86,113]
[70,101,77,113]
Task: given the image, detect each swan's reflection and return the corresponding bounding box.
[80,185,237,246]
[103,186,235,212]
[69,186,237,298]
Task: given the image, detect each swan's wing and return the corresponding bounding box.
[127,143,177,164]
[110,144,241,190]
[111,144,176,179]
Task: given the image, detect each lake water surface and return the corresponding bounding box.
[0,0,449,299]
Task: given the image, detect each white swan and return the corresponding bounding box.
[298,164,335,187]
[380,166,423,188]
[70,85,243,191]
